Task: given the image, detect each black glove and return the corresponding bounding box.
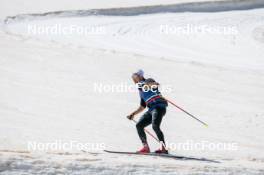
[127,113,135,120]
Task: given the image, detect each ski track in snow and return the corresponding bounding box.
[0,150,264,175]
[1,1,264,175]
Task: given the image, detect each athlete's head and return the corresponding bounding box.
[132,69,144,84]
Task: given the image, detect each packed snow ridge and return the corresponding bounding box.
[4,0,264,23]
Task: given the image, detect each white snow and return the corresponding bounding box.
[0,0,264,174]
[1,0,227,20]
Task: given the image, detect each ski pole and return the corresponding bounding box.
[163,97,208,127]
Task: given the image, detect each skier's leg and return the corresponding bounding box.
[151,107,166,145]
[136,112,152,144]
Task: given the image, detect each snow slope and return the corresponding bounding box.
[0,0,264,174]
[1,0,227,20]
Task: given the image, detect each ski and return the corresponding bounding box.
[104,150,220,163]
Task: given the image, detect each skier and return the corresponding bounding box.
[127,70,169,154]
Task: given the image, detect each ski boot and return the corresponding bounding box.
[137,144,150,154]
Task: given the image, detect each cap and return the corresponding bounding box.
[133,69,144,77]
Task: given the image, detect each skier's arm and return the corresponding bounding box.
[127,106,145,120]
[127,99,146,120]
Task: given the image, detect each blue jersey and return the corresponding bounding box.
[138,79,168,111]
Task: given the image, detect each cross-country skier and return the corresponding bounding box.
[127,70,169,154]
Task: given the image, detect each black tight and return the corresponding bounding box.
[136,107,166,145]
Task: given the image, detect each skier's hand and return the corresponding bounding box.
[127,113,135,120]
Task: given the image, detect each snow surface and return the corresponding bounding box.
[1,0,228,20]
[0,0,264,174]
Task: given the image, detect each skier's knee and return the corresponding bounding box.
[136,122,143,130]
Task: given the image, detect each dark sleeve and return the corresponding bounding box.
[145,78,156,83]
[140,98,146,108]
[145,78,159,85]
